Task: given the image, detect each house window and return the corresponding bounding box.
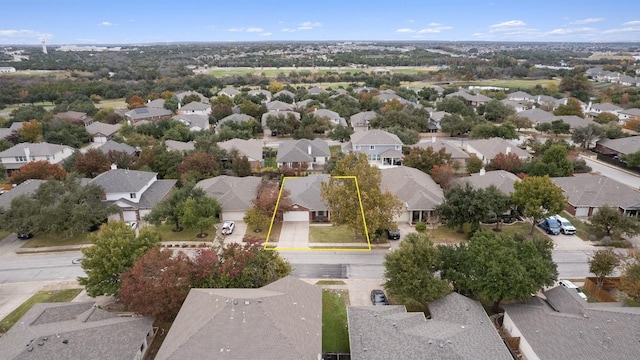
[30,156,36,161]
[15,156,27,162]
[395,145,401,150]
[130,193,137,199]
[355,145,360,150]
[370,145,375,150]
[46,155,51,161]
[312,157,316,162]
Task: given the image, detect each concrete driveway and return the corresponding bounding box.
[536,227,595,251]
[278,221,309,249]
[223,221,247,244]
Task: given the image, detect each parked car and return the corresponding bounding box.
[17,233,33,240]
[559,280,588,300]
[538,217,561,235]
[386,229,400,240]
[370,289,389,305]
[221,221,235,235]
[553,215,576,235]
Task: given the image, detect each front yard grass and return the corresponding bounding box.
[21,232,94,248]
[247,222,282,243]
[0,288,83,333]
[322,289,350,353]
[309,224,367,243]
[152,223,215,242]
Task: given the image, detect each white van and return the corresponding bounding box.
[559,280,587,300]
[553,215,576,235]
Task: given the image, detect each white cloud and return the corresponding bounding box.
[623,20,640,26]
[414,23,452,34]
[297,21,321,30]
[395,28,415,33]
[259,32,272,37]
[246,27,264,33]
[99,21,114,26]
[227,27,244,32]
[603,26,640,34]
[570,18,603,25]
[0,29,51,39]
[428,22,442,27]
[407,19,415,23]
[489,20,526,32]
[281,28,295,32]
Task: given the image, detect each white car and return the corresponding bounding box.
[559,280,588,300]
[221,221,235,235]
[552,215,576,235]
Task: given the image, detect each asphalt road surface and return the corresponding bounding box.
[0,251,84,284]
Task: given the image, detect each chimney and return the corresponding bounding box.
[24,146,31,161]
[506,146,511,154]
[178,102,181,109]
[479,167,486,176]
[110,163,117,170]
[307,145,312,155]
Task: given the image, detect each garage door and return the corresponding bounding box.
[122,210,138,222]
[223,212,246,221]
[283,211,309,222]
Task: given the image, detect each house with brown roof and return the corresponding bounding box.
[155,276,322,360]
[380,166,443,224]
[196,175,262,221]
[217,138,263,169]
[54,111,91,126]
[551,173,640,217]
[464,138,532,165]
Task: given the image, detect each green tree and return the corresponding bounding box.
[550,119,570,136]
[466,154,484,174]
[17,119,43,143]
[145,182,206,231]
[180,196,221,237]
[512,175,566,234]
[507,115,532,131]
[383,232,450,309]
[78,221,161,297]
[402,146,451,175]
[231,155,253,177]
[328,125,354,143]
[621,151,640,168]
[484,185,513,230]
[541,144,574,176]
[483,100,516,123]
[588,205,640,239]
[436,184,492,233]
[593,112,619,125]
[589,249,620,287]
[620,253,640,303]
[553,98,584,118]
[321,152,402,239]
[571,124,604,149]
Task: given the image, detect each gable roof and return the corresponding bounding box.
[155,276,322,360]
[551,173,640,210]
[179,101,210,111]
[217,138,263,162]
[0,301,153,360]
[90,169,156,194]
[85,122,121,137]
[172,114,209,130]
[465,138,531,161]
[261,110,301,126]
[504,286,640,360]
[0,142,73,158]
[97,140,137,156]
[124,107,172,120]
[507,91,534,100]
[350,111,377,127]
[54,111,87,122]
[146,98,165,109]
[519,108,556,122]
[9,122,25,132]
[0,179,45,210]
[552,115,598,129]
[283,174,330,211]
[196,175,262,212]
[175,90,209,104]
[273,90,295,99]
[266,100,295,111]
[596,136,640,155]
[380,166,443,210]
[218,88,241,97]
[350,129,402,146]
[590,103,623,112]
[619,108,640,117]
[277,139,330,163]
[348,293,511,360]
[445,90,492,103]
[414,139,470,160]
[164,140,195,152]
[454,170,521,195]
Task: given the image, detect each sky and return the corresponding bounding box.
[1,0,639,45]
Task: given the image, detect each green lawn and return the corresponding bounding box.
[322,289,350,353]
[21,232,94,248]
[316,280,346,285]
[309,225,367,243]
[329,145,342,156]
[0,288,83,333]
[407,78,559,90]
[248,222,282,243]
[263,156,277,168]
[95,98,127,109]
[152,223,216,242]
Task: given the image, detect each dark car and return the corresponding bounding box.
[17,233,33,240]
[538,217,561,235]
[386,229,400,240]
[371,289,389,305]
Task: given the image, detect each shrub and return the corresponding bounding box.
[415,221,427,232]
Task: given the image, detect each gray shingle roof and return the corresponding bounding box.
[196,175,262,212]
[217,138,263,162]
[137,179,177,209]
[597,136,640,155]
[175,90,209,103]
[350,129,402,146]
[591,103,622,112]
[155,276,322,360]
[350,111,377,127]
[146,98,165,109]
[179,102,210,111]
[415,139,470,160]
[551,173,640,210]
[283,174,331,211]
[215,113,254,132]
[348,293,511,360]
[0,179,45,210]
[553,115,598,129]
[172,114,209,130]
[380,166,443,210]
[277,139,330,163]
[454,170,520,195]
[164,140,195,152]
[0,142,73,158]
[519,108,556,122]
[85,122,121,137]
[90,169,157,194]
[619,108,640,117]
[0,301,154,360]
[266,100,295,111]
[97,140,137,156]
[124,107,172,120]
[218,88,241,97]
[465,138,532,161]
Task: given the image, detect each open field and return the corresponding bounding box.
[95,98,127,109]
[0,289,83,333]
[406,78,560,90]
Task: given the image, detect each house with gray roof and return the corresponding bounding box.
[146,98,165,109]
[175,90,209,104]
[172,114,209,131]
[415,138,470,169]
[310,108,347,127]
[307,86,325,95]
[85,122,121,143]
[273,89,295,100]
[595,136,640,156]
[261,110,301,127]
[196,175,262,221]
[155,276,322,360]
[90,168,176,223]
[507,91,535,102]
[445,90,492,109]
[54,111,91,125]
[519,108,556,124]
[344,129,404,167]
[218,88,241,99]
[177,101,211,116]
[214,113,255,133]
[465,138,532,165]
[282,174,330,222]
[97,140,137,156]
[265,100,295,112]
[350,111,377,132]
[277,139,330,170]
[0,142,74,172]
[617,108,640,125]
[164,140,195,152]
[428,110,451,132]
[551,173,640,217]
[500,99,529,112]
[503,285,640,360]
[124,107,173,123]
[380,166,443,224]
[294,99,314,111]
[533,114,597,130]
[247,89,272,102]
[0,179,45,210]
[454,169,520,195]
[0,301,155,360]
[217,138,263,169]
[348,292,511,360]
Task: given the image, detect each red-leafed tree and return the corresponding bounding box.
[72,148,111,177]
[403,146,451,175]
[490,152,523,172]
[431,164,455,190]
[120,247,194,320]
[127,95,146,109]
[178,151,221,182]
[255,181,291,221]
[8,161,67,185]
[211,104,233,121]
[107,150,137,170]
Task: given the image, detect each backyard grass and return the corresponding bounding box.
[21,232,94,248]
[322,289,350,353]
[263,156,277,168]
[248,222,282,243]
[309,224,367,243]
[329,145,342,156]
[153,223,216,242]
[0,288,83,333]
[316,280,346,285]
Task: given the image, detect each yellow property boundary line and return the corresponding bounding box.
[264,175,371,252]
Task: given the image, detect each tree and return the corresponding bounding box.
[484,185,513,231]
[8,160,67,185]
[470,123,518,139]
[145,182,206,231]
[593,112,619,125]
[553,98,584,118]
[439,230,557,313]
[178,151,221,182]
[490,152,523,172]
[588,205,640,239]
[321,152,402,238]
[402,146,451,175]
[180,196,221,237]
[507,115,532,131]
[550,120,570,136]
[430,164,455,190]
[571,124,604,149]
[436,184,491,233]
[603,123,628,139]
[120,247,193,320]
[72,148,111,177]
[231,155,252,177]
[512,175,566,234]
[541,144,573,176]
[386,126,419,145]
[620,252,640,303]
[78,221,161,297]
[483,100,516,123]
[383,232,450,308]
[441,114,472,136]
[466,154,484,174]
[244,181,292,230]
[17,119,43,143]
[589,249,620,287]
[328,125,354,143]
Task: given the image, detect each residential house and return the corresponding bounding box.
[0,301,155,360]
[551,173,640,217]
[428,110,450,132]
[177,102,211,116]
[500,99,529,112]
[307,86,325,95]
[124,107,173,123]
[380,166,443,224]
[172,114,209,131]
[454,169,520,196]
[0,121,23,140]
[464,138,532,165]
[218,88,241,99]
[414,137,470,169]
[553,98,587,112]
[97,139,138,156]
[175,90,210,104]
[0,142,74,172]
[261,110,301,127]
[146,98,165,109]
[85,122,121,143]
[214,113,254,133]
[595,136,640,157]
[519,108,556,125]
[619,74,640,87]
[310,108,347,127]
[266,100,295,112]
[585,102,622,119]
[0,179,45,210]
[332,88,349,96]
[90,168,176,223]
[164,140,195,153]
[350,111,377,132]
[445,90,492,109]
[217,138,263,169]
[55,111,91,126]
[282,174,331,222]
[507,91,536,102]
[155,276,322,360]
[617,108,640,125]
[534,115,598,131]
[503,285,640,360]
[273,89,295,100]
[277,139,330,170]
[247,89,272,102]
[348,292,511,360]
[196,175,261,221]
[294,99,314,111]
[344,129,404,166]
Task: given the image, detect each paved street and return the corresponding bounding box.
[580,155,640,189]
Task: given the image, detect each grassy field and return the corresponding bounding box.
[322,289,350,353]
[95,98,127,109]
[22,232,94,248]
[309,224,367,243]
[406,78,560,90]
[0,288,83,333]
